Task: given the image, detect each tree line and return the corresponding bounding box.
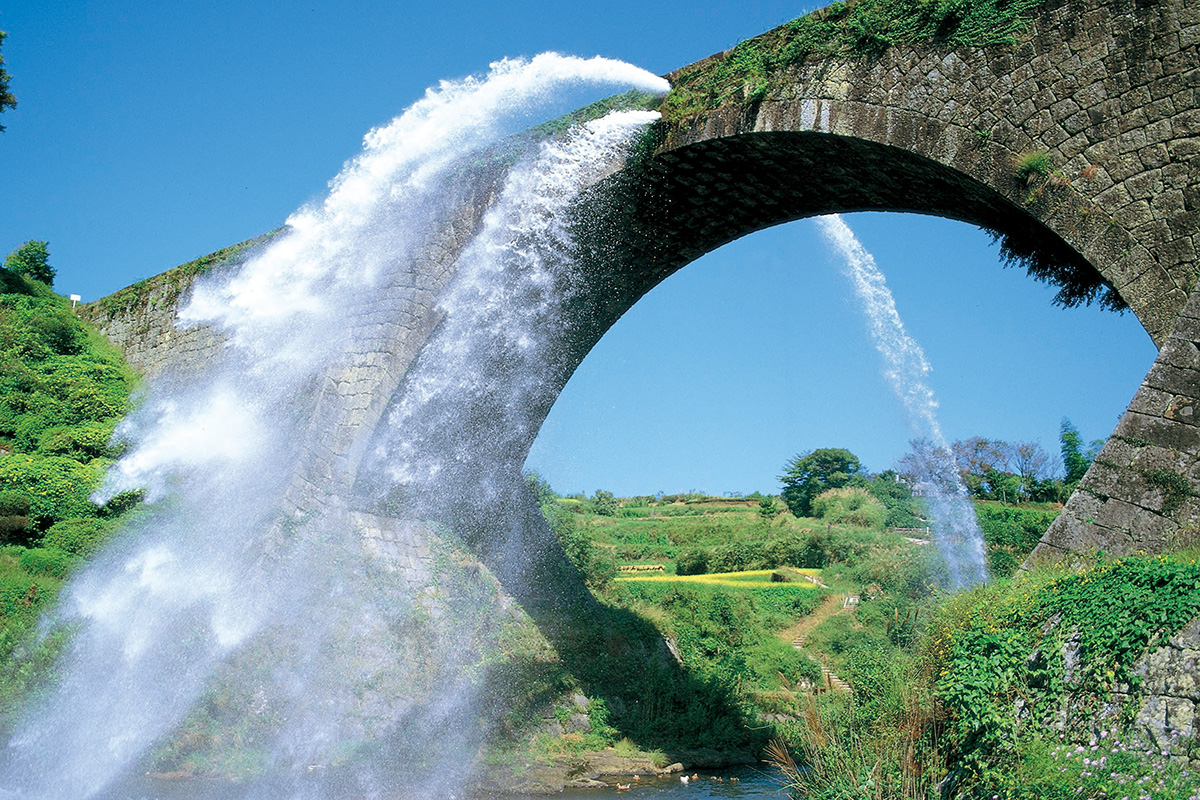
[781,418,1101,516]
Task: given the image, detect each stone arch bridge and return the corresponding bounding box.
[85,0,1198,577]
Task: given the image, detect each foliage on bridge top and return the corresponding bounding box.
[663,0,1049,121]
[87,229,284,321]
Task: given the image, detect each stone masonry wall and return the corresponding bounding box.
[84,0,1197,563]
[657,0,1198,345]
[80,263,231,379]
[633,0,1198,561]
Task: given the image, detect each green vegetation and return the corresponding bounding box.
[0,262,137,693]
[766,551,1200,800]
[662,0,1047,122]
[0,30,15,131]
[1015,149,1054,183]
[521,463,1062,773]
[88,230,282,320]
[4,241,54,287]
[781,447,863,518]
[812,487,887,529]
[1060,416,1101,488]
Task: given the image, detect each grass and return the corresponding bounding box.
[84,229,282,320]
[662,0,1050,123]
[617,568,824,586]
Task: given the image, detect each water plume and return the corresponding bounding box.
[0,54,667,800]
[816,214,988,589]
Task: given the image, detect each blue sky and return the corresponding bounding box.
[1,2,1157,496]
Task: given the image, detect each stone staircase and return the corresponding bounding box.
[791,633,852,695]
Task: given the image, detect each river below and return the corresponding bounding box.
[102,765,788,799]
[486,766,788,798]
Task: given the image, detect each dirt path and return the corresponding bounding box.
[778,592,855,694]
[777,592,844,646]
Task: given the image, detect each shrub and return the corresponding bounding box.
[590,490,617,517]
[37,420,116,460]
[986,546,1021,578]
[42,517,108,557]
[545,502,614,589]
[0,516,29,545]
[975,504,1057,555]
[0,490,29,517]
[675,548,708,575]
[0,453,103,531]
[708,541,769,573]
[764,536,803,568]
[811,487,887,529]
[18,547,73,579]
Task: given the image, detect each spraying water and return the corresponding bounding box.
[0,55,668,800]
[816,214,988,589]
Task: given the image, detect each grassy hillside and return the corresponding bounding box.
[523,485,1062,771]
[0,266,140,714]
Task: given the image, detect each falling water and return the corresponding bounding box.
[0,55,668,800]
[816,214,988,589]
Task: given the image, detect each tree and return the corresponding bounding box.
[590,489,617,516]
[1060,418,1102,486]
[4,240,54,286]
[952,437,1013,479]
[0,31,16,131]
[779,448,862,517]
[1012,441,1051,484]
[757,494,780,522]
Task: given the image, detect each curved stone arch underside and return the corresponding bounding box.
[88,0,1198,566]
[493,0,1200,563]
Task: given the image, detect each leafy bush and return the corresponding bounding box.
[590,490,617,517]
[0,491,28,518]
[18,547,73,579]
[0,273,135,536]
[707,541,769,573]
[675,548,708,575]
[0,454,105,533]
[811,487,887,529]
[975,504,1057,547]
[42,517,108,557]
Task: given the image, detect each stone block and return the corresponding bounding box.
[1145,361,1200,397]
[1120,412,1200,453]
[1129,443,1191,474]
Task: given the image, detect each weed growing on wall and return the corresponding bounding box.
[927,554,1200,796]
[663,0,1048,121]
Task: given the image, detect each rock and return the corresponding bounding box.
[566,713,591,734]
[567,778,608,788]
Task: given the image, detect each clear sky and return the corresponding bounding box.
[1,2,1158,496]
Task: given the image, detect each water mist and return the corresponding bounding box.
[817,214,988,589]
[0,55,668,800]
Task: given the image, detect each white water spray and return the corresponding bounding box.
[816,214,988,589]
[0,55,668,800]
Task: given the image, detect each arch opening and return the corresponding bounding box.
[527,210,1156,499]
